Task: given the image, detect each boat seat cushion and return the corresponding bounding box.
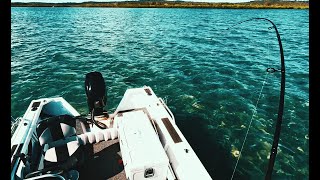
[36,115,81,164]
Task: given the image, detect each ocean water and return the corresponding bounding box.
[11,7,309,179]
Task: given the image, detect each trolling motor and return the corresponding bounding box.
[85,72,108,129]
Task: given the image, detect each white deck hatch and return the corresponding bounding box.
[116,110,169,180]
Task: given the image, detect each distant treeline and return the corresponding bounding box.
[11,1,309,9]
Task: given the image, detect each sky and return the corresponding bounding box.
[11,0,253,3]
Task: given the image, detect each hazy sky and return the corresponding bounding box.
[12,0,253,3]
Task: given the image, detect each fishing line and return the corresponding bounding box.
[230,72,270,180]
[231,27,274,179]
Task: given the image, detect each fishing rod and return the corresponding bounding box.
[227,18,285,179]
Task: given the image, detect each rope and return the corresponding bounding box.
[230,72,270,180]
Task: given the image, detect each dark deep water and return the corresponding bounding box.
[11,7,309,179]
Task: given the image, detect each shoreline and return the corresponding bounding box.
[11,1,309,9]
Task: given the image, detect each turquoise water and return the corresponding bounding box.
[11,7,309,179]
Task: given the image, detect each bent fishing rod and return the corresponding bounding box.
[227,18,285,180]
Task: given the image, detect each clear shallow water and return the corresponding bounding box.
[11,7,309,179]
